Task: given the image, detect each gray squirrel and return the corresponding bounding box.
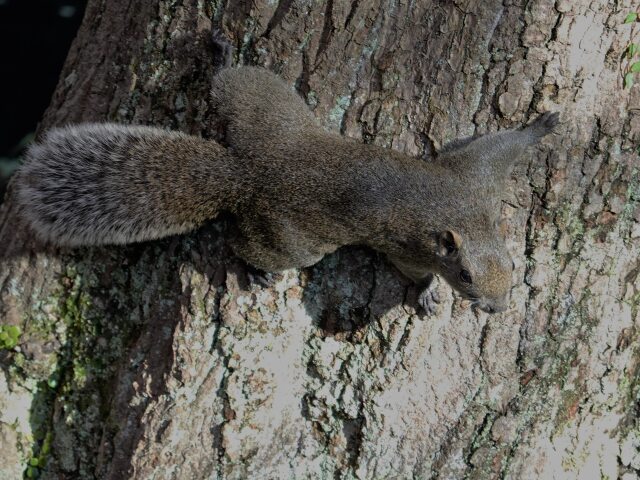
[14,32,559,314]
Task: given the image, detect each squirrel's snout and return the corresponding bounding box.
[477,299,508,314]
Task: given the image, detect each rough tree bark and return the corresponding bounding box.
[1,0,639,479]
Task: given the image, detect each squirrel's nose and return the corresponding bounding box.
[479,300,508,314]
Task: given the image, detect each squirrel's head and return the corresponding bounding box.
[434,229,513,314]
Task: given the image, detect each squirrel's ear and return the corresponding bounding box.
[437,230,463,257]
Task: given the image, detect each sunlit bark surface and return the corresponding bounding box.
[1,1,639,478]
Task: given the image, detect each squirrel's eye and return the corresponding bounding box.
[459,269,472,284]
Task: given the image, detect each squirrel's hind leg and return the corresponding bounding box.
[229,220,326,273]
[230,238,325,273]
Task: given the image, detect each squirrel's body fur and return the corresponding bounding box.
[209,65,557,311]
[15,36,559,313]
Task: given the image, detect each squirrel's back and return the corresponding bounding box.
[16,123,242,246]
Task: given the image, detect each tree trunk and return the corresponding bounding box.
[1,0,639,478]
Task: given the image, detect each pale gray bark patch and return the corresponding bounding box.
[0,0,639,479]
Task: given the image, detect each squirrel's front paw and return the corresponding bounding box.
[417,286,441,315]
[526,111,560,139]
[407,273,440,315]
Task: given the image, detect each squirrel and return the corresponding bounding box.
[14,31,559,314]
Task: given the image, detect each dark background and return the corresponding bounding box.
[0,0,86,201]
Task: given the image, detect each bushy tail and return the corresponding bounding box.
[15,123,239,246]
